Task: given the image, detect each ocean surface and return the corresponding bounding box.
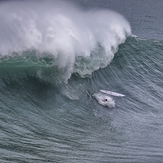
[0,0,163,162]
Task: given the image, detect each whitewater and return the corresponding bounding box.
[0,0,131,82]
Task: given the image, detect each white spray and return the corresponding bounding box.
[0,0,131,81]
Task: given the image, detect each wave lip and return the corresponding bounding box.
[0,0,131,82]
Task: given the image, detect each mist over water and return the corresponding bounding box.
[0,0,131,81]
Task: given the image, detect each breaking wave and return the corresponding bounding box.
[0,0,131,82]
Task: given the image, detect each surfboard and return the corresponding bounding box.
[100,90,125,97]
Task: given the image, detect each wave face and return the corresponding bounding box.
[0,0,131,82]
[1,35,163,163]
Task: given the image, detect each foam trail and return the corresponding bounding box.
[0,0,131,81]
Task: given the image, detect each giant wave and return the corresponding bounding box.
[0,0,131,82]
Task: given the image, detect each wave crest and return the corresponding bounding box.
[0,0,131,82]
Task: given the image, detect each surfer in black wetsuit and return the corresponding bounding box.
[103,99,108,102]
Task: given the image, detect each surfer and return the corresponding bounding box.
[93,92,115,108]
[102,99,108,102]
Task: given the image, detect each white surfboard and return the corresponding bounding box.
[100,90,125,97]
